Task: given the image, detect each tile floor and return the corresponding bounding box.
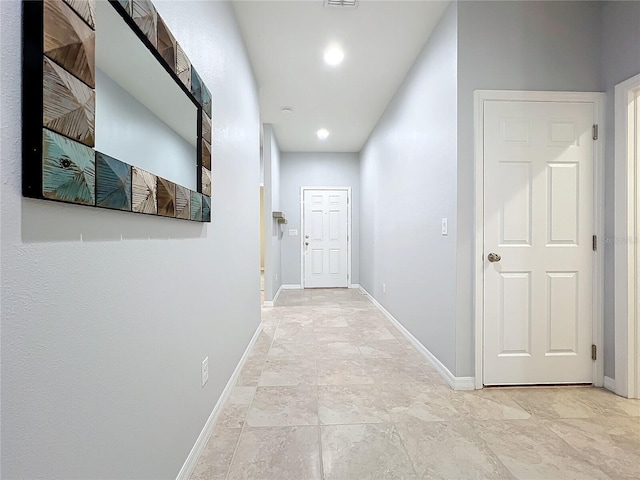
[191,288,640,480]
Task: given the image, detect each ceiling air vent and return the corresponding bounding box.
[324,0,359,8]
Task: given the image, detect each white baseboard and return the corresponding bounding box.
[604,376,616,393]
[359,286,475,391]
[176,322,264,480]
[263,285,283,307]
[348,284,361,289]
[281,284,302,290]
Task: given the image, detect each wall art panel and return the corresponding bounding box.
[43,56,95,146]
[24,0,212,223]
[96,152,132,211]
[43,128,95,205]
[44,0,95,87]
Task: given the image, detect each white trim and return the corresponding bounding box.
[176,322,264,480]
[263,285,282,307]
[359,286,474,390]
[281,284,302,290]
[604,376,616,393]
[614,73,640,399]
[474,90,606,389]
[348,283,361,289]
[300,186,352,289]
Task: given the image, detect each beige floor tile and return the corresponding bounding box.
[227,426,322,480]
[381,382,460,423]
[247,385,318,427]
[190,426,241,480]
[217,386,256,428]
[258,357,316,386]
[316,357,376,385]
[321,423,416,480]
[235,356,265,387]
[544,416,640,480]
[448,388,532,420]
[314,340,362,359]
[395,421,515,479]
[473,419,612,479]
[318,385,391,425]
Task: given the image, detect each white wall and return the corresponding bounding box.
[601,1,640,378]
[0,1,261,477]
[280,152,360,286]
[360,3,459,373]
[95,68,197,190]
[455,0,603,376]
[262,124,282,301]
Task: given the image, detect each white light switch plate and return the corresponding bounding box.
[441,218,448,236]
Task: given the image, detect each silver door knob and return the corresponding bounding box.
[487,253,501,263]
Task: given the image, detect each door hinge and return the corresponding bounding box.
[592,124,598,140]
[591,344,597,361]
[592,235,597,251]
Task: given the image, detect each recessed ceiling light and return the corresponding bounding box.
[324,44,344,66]
[281,107,293,114]
[317,128,330,140]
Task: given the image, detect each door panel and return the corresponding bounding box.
[303,189,348,288]
[484,100,594,385]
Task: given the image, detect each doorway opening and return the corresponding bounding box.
[614,73,640,399]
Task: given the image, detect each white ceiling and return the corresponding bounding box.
[232,1,449,153]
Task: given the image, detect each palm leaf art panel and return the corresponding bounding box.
[157,177,176,217]
[201,167,211,197]
[190,191,202,221]
[175,185,191,220]
[202,110,211,144]
[175,43,191,90]
[132,167,157,214]
[202,195,211,223]
[96,152,131,211]
[63,0,96,28]
[131,0,158,48]
[43,56,95,146]
[43,128,95,205]
[44,0,95,87]
[201,138,211,170]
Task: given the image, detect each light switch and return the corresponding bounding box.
[289,229,298,236]
[441,218,448,236]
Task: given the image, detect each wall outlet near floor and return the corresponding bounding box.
[201,356,209,387]
[383,283,386,294]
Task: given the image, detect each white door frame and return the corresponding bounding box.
[614,73,640,399]
[474,90,606,389]
[300,186,352,289]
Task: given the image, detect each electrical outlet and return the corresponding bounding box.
[383,283,386,294]
[442,218,448,236]
[201,357,209,387]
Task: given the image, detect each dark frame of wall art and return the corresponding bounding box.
[22,0,212,222]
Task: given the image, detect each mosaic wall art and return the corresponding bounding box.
[23,0,212,222]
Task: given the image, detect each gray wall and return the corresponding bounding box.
[455,0,604,376]
[0,1,261,477]
[280,152,360,286]
[263,124,283,300]
[360,3,459,373]
[601,1,640,378]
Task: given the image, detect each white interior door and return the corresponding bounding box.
[483,100,594,385]
[303,189,348,288]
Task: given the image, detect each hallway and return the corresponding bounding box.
[191,289,640,480]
